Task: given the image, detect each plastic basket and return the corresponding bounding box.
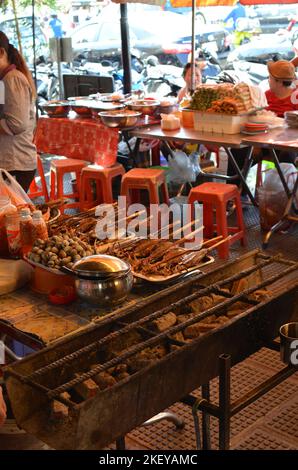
[193,111,246,134]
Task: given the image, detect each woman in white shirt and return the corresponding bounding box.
[0,31,37,192]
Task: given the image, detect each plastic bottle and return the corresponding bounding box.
[0,196,17,256]
[32,210,48,244]
[19,208,33,255]
[5,213,21,259]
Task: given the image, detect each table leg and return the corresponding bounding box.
[269,148,291,198]
[224,147,257,206]
[263,173,298,248]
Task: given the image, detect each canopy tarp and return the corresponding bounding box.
[170,0,298,5]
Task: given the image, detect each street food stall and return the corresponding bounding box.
[0,84,297,450]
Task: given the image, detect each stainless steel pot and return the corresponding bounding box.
[61,255,133,306]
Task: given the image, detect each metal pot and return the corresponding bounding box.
[279,322,298,365]
[61,255,133,306]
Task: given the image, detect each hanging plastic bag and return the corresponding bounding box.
[0,169,32,208]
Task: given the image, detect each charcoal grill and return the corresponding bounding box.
[4,250,298,449]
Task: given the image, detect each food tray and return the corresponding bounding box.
[132,255,214,283]
[193,111,246,134]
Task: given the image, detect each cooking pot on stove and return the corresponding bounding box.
[60,254,133,306]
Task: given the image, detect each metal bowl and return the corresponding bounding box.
[40,101,71,118]
[69,255,133,306]
[126,99,160,116]
[158,103,176,115]
[71,104,92,117]
[99,109,142,128]
[90,103,125,120]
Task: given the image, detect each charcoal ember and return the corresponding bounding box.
[216,315,230,324]
[115,371,130,381]
[74,375,99,399]
[249,289,271,302]
[185,322,219,336]
[189,296,213,313]
[204,314,217,324]
[90,368,117,390]
[170,344,181,352]
[51,397,69,420]
[227,301,249,317]
[211,293,227,305]
[105,330,142,359]
[176,314,194,324]
[170,331,186,343]
[127,345,167,373]
[231,278,249,295]
[151,312,177,332]
[109,364,128,377]
[183,323,202,339]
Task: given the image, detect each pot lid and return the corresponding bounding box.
[72,254,131,278]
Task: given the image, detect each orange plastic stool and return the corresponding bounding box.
[28,154,49,202]
[188,182,246,259]
[80,163,125,210]
[120,168,169,206]
[50,158,87,212]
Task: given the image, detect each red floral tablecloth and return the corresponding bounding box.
[34,115,119,166]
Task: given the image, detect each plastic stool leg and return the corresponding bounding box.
[202,202,214,239]
[50,169,56,200]
[161,182,169,205]
[216,202,229,259]
[235,193,247,246]
[37,155,49,202]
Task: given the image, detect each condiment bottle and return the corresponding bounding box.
[0,196,17,256]
[19,207,33,255]
[32,210,48,243]
[5,213,21,259]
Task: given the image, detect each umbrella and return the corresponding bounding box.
[169,0,298,90]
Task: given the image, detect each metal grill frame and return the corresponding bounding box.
[4,250,298,449]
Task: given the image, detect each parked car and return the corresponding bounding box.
[70,11,231,66]
[0,14,48,66]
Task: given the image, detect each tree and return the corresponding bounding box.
[0,0,59,54]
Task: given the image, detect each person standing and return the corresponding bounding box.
[0,31,37,192]
[224,1,247,31]
[49,14,64,39]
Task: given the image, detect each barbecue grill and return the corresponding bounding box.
[4,250,298,449]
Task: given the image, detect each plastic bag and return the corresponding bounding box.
[0,169,32,208]
[258,163,297,230]
[168,150,200,184]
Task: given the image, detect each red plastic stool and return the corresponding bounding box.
[120,168,169,206]
[50,158,87,212]
[80,163,125,210]
[28,154,49,202]
[188,182,246,259]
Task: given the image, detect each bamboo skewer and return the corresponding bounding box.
[150,236,231,269]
